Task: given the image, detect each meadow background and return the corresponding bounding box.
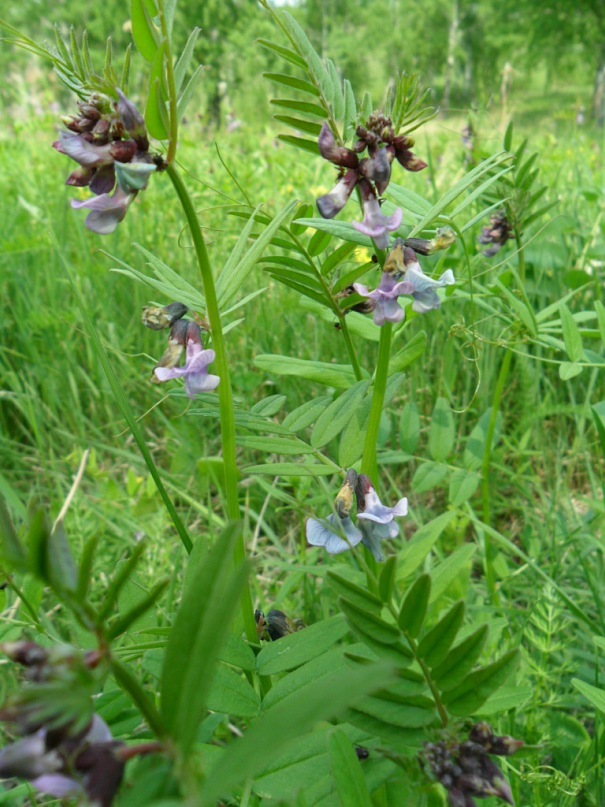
[0,0,604,804]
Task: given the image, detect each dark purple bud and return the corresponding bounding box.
[1,642,48,668]
[353,139,367,153]
[65,166,95,188]
[359,148,392,191]
[169,319,190,346]
[116,89,149,151]
[318,122,359,168]
[316,169,359,219]
[61,115,81,132]
[109,139,138,163]
[91,119,110,140]
[355,746,369,760]
[354,473,373,511]
[395,149,427,172]
[264,610,291,641]
[77,103,101,122]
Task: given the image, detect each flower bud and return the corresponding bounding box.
[141,302,189,330]
[318,122,359,168]
[334,469,357,518]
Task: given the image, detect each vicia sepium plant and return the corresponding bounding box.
[0,2,530,804]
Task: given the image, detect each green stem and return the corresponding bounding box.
[480,347,512,606]
[157,0,179,164]
[361,324,392,481]
[339,316,363,381]
[111,659,166,739]
[166,163,257,646]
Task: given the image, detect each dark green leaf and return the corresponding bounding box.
[308,229,332,256]
[444,650,520,715]
[432,625,489,691]
[417,601,465,668]
[311,380,370,448]
[448,469,480,507]
[411,461,448,493]
[329,729,373,807]
[327,571,383,615]
[339,597,401,645]
[273,115,323,136]
[257,38,307,69]
[283,396,333,431]
[250,395,288,417]
[264,72,321,96]
[271,98,328,118]
[398,574,431,637]
[207,663,261,718]
[255,355,358,389]
[256,614,348,675]
[560,304,584,362]
[160,524,249,753]
[378,557,397,603]
[278,134,320,155]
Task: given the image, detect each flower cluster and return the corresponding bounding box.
[53,89,158,234]
[306,469,407,562]
[142,302,220,398]
[478,210,513,257]
[0,641,132,806]
[352,239,455,326]
[421,723,523,807]
[317,114,426,249]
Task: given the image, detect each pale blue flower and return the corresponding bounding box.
[306,514,363,555]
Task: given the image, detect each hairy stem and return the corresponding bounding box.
[166,163,257,645]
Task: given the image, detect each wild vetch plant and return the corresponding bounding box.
[3,1,605,805]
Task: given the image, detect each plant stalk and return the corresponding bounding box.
[361,323,392,481]
[166,163,257,645]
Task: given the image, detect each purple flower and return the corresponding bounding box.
[353,272,414,326]
[317,169,359,219]
[318,122,359,169]
[154,338,220,398]
[71,185,135,235]
[401,255,455,313]
[352,180,402,249]
[355,474,407,562]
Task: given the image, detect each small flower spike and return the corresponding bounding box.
[54,89,156,234]
[421,723,522,807]
[154,322,220,399]
[306,470,364,555]
[355,474,408,561]
[478,210,513,257]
